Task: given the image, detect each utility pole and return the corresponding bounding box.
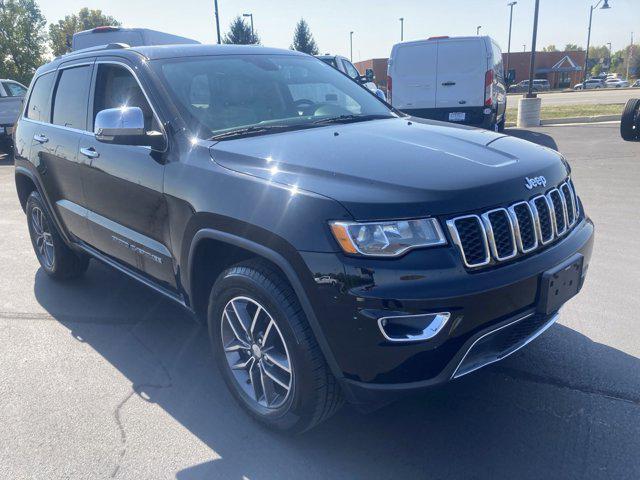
[213,0,221,44]
[627,32,634,80]
[506,2,518,80]
[243,13,254,39]
[526,0,540,98]
[523,44,526,52]
[399,18,404,41]
[583,0,612,88]
[350,31,354,61]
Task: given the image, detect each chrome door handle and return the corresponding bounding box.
[33,134,48,143]
[80,147,100,159]
[441,81,456,86]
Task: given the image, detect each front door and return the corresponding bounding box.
[81,61,176,288]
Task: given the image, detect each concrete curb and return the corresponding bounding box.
[505,114,620,128]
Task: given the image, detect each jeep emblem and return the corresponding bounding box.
[524,175,547,190]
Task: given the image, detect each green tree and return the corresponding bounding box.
[290,18,318,55]
[48,8,120,57]
[542,44,558,52]
[0,0,47,85]
[223,16,259,45]
[564,43,584,51]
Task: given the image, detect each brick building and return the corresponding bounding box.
[503,50,586,89]
[355,50,586,91]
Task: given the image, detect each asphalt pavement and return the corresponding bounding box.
[509,87,638,106]
[1,123,639,479]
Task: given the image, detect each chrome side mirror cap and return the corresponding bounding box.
[95,106,145,141]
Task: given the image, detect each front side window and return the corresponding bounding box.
[26,72,55,122]
[154,54,394,138]
[52,66,92,130]
[3,82,27,97]
[92,63,158,131]
[342,60,361,80]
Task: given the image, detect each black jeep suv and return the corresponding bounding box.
[14,44,594,432]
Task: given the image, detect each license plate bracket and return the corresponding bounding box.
[537,254,583,315]
[448,112,466,122]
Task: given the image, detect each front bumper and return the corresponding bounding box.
[299,216,594,405]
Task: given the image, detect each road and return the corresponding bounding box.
[1,124,639,479]
[509,87,638,106]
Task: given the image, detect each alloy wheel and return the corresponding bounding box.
[31,206,55,269]
[221,296,293,409]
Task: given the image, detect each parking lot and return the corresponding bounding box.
[1,122,639,479]
[509,88,638,106]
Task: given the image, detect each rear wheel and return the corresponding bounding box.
[207,259,343,433]
[620,98,640,141]
[26,191,89,279]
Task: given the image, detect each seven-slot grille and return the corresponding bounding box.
[446,180,579,268]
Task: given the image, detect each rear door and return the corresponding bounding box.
[435,38,487,109]
[390,42,437,110]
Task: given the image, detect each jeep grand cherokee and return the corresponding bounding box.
[13,44,594,432]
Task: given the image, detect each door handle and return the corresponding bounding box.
[441,81,456,86]
[80,147,100,159]
[33,134,48,144]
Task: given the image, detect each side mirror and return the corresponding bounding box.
[365,68,375,82]
[94,107,164,149]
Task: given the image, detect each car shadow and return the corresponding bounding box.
[507,128,559,151]
[33,261,640,479]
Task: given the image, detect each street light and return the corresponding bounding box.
[399,18,404,41]
[477,25,482,35]
[526,0,540,98]
[583,0,612,88]
[523,44,526,52]
[213,0,221,44]
[506,2,518,82]
[350,31,354,61]
[243,13,254,40]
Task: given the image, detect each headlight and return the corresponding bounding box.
[329,218,446,257]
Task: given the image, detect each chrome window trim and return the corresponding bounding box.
[560,182,577,227]
[507,201,539,253]
[547,188,568,236]
[481,208,517,261]
[446,215,491,268]
[529,195,555,245]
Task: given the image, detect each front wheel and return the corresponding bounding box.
[207,259,343,433]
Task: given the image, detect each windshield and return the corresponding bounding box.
[153,54,395,138]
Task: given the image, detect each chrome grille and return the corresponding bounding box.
[447,180,580,269]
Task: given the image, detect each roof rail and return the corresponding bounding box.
[55,42,130,60]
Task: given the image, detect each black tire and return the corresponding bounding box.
[620,98,640,141]
[26,191,90,280]
[207,259,343,433]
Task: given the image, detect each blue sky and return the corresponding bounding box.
[38,0,638,60]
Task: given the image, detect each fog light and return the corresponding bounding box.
[378,312,451,343]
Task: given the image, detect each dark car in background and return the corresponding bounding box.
[509,79,551,93]
[14,43,593,432]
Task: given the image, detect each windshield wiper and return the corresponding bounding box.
[311,114,392,125]
[209,124,294,141]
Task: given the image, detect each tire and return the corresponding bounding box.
[207,259,343,433]
[26,191,90,280]
[620,98,640,141]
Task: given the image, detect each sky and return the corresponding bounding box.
[38,0,638,61]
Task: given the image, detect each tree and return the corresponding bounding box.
[564,43,584,51]
[49,8,120,57]
[223,16,260,45]
[290,18,318,55]
[542,44,558,52]
[0,0,47,85]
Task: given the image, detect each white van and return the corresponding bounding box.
[387,36,507,131]
[72,27,199,51]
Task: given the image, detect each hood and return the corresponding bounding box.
[210,117,569,220]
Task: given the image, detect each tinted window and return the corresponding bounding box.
[52,66,92,130]
[3,82,27,97]
[342,60,360,79]
[92,64,157,131]
[26,72,55,122]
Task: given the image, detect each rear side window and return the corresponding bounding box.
[3,82,27,97]
[26,72,55,122]
[52,65,92,130]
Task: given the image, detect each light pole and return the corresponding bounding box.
[523,44,526,52]
[526,0,540,98]
[627,32,634,80]
[243,13,254,40]
[213,0,221,44]
[506,2,517,82]
[477,25,482,36]
[350,31,354,61]
[607,42,612,71]
[583,0,611,88]
[399,18,404,41]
